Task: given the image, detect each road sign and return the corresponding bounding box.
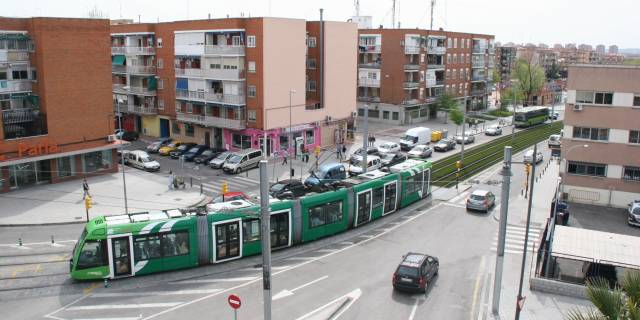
[228,294,241,309]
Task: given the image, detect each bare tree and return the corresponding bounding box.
[512,49,546,106]
[87,5,107,19]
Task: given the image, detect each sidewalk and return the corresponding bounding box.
[0,167,207,226]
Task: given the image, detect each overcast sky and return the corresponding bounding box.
[3,0,636,48]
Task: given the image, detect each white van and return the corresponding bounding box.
[222,149,263,174]
[126,150,160,172]
[399,127,431,151]
[348,155,382,176]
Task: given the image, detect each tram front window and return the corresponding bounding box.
[77,239,108,270]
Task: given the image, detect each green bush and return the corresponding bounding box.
[488,109,513,117]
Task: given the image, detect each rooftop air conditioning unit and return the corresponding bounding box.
[573,104,583,111]
[107,134,117,142]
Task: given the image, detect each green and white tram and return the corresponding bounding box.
[514,106,549,127]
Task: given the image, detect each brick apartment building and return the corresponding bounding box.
[110,18,357,156]
[561,65,640,208]
[356,28,495,125]
[0,18,119,193]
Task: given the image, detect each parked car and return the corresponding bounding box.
[183,145,209,162]
[125,150,160,172]
[485,125,502,136]
[146,137,172,153]
[548,111,559,120]
[378,142,401,154]
[455,132,475,144]
[466,189,496,212]
[212,192,251,204]
[222,149,263,174]
[348,155,382,176]
[350,147,379,161]
[270,179,307,199]
[380,152,406,167]
[407,145,432,159]
[304,163,347,187]
[158,141,184,156]
[209,151,232,169]
[434,139,456,152]
[392,253,439,293]
[628,200,640,227]
[400,127,431,151]
[114,129,125,139]
[523,149,544,164]
[121,131,139,141]
[193,148,227,164]
[548,134,561,148]
[170,143,197,159]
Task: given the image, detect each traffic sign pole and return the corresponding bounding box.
[227,294,241,319]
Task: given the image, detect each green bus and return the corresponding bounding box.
[70,159,432,280]
[514,106,549,127]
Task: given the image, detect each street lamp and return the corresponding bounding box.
[510,79,520,147]
[288,89,296,178]
[114,109,129,214]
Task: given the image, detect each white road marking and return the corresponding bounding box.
[90,289,222,298]
[44,295,89,320]
[0,239,76,247]
[286,256,316,261]
[338,241,354,246]
[172,276,258,284]
[449,191,470,204]
[295,288,362,320]
[234,176,260,184]
[470,256,486,320]
[443,202,467,209]
[69,318,141,320]
[316,249,337,253]
[141,203,445,320]
[408,298,420,320]
[477,269,491,320]
[273,275,329,301]
[66,303,182,311]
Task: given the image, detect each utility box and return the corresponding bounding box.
[441,129,449,139]
[431,131,442,142]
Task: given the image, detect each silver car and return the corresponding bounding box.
[466,190,496,212]
[455,132,475,144]
[485,125,502,136]
[408,145,433,159]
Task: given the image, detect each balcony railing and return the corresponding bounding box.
[112,65,156,74]
[175,89,246,105]
[472,75,487,81]
[358,62,381,69]
[404,45,421,54]
[426,80,445,87]
[113,102,158,115]
[204,45,245,55]
[403,81,420,89]
[427,46,446,54]
[176,112,245,130]
[471,89,486,96]
[358,96,381,102]
[402,99,420,105]
[2,108,36,124]
[0,80,32,93]
[358,78,380,87]
[473,46,487,54]
[0,51,29,62]
[175,68,245,80]
[404,64,421,70]
[472,60,485,68]
[427,63,445,69]
[111,46,155,55]
[112,84,156,95]
[359,44,381,53]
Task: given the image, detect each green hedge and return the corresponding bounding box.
[488,109,513,117]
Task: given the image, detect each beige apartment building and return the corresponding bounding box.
[561,65,640,207]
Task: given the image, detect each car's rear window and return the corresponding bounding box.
[397,266,419,277]
[471,194,485,200]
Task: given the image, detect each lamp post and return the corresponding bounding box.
[510,79,519,147]
[116,110,129,214]
[288,89,296,178]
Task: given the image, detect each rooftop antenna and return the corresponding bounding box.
[391,0,396,29]
[354,0,360,16]
[430,0,436,30]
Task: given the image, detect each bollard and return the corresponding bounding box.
[200,184,203,195]
[51,235,54,244]
[190,177,193,187]
[18,238,22,246]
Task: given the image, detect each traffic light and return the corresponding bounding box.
[222,181,229,194]
[455,161,463,169]
[85,196,92,210]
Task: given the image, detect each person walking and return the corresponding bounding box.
[82,178,91,200]
[371,135,376,146]
[302,146,309,163]
[342,144,347,161]
[168,171,174,190]
[336,144,341,160]
[282,149,288,165]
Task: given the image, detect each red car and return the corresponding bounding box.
[212,191,251,203]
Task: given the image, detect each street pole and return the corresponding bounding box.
[510,84,517,147]
[515,143,537,320]
[492,146,512,315]
[117,114,129,214]
[545,177,561,277]
[362,104,369,174]
[460,96,467,164]
[259,160,272,320]
[289,90,295,178]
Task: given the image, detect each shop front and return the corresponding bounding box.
[223,123,321,158]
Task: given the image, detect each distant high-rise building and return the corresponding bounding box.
[596,44,605,54]
[538,43,549,49]
[565,43,576,49]
[578,44,592,51]
[609,45,619,54]
[553,43,563,49]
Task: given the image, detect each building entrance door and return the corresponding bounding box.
[204,131,211,148]
[159,118,170,137]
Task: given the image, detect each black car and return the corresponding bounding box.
[392,253,439,293]
[380,152,406,167]
[193,148,227,164]
[170,143,197,159]
[121,131,139,141]
[270,179,307,199]
[433,139,456,152]
[182,145,209,162]
[146,137,172,153]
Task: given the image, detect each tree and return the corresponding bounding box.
[566,271,640,320]
[511,55,546,106]
[492,68,501,85]
[435,94,458,124]
[448,108,464,126]
[500,87,525,110]
[546,63,561,80]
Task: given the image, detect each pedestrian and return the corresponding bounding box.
[372,135,376,146]
[82,178,91,200]
[336,144,341,159]
[282,149,288,165]
[168,171,174,190]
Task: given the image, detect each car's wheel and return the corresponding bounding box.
[236,167,242,174]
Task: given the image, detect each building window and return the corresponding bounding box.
[308,37,317,48]
[82,150,112,173]
[280,135,289,150]
[466,54,470,63]
[447,38,452,48]
[575,91,594,103]
[57,156,75,178]
[186,103,193,114]
[248,61,256,73]
[594,92,613,105]
[383,110,390,119]
[305,129,315,145]
[157,38,163,48]
[307,80,316,92]
[232,133,251,149]
[453,54,457,64]
[634,94,640,107]
[157,58,163,69]
[572,127,609,141]
[446,69,450,79]
[158,79,164,90]
[248,85,256,98]
[307,58,317,69]
[184,124,195,137]
[629,130,640,144]
[158,99,164,110]
[172,121,181,134]
[623,166,640,181]
[308,200,343,229]
[247,35,256,48]
[446,54,451,64]
[392,112,399,120]
[248,110,257,122]
[453,38,457,48]
[567,161,606,177]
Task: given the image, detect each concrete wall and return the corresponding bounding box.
[322,21,358,122]
[530,276,587,299]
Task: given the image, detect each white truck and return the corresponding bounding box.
[399,127,431,151]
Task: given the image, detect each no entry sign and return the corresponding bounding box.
[228,294,242,310]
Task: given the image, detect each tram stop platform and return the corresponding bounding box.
[0,168,208,226]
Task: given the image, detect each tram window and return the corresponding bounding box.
[308,200,343,228]
[372,187,384,208]
[384,183,397,213]
[133,235,162,261]
[77,240,108,270]
[161,231,190,257]
[243,219,260,243]
[405,175,416,193]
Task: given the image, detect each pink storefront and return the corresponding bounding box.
[223,123,321,157]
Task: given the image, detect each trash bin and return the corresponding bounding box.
[431,131,442,142]
[441,129,449,139]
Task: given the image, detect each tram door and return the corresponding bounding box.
[355,191,372,227]
[270,211,290,249]
[214,221,241,262]
[421,169,430,198]
[111,237,132,277]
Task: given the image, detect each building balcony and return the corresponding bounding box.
[358,62,381,69]
[427,63,445,70]
[358,96,381,103]
[174,68,245,80]
[403,81,420,89]
[401,99,421,105]
[472,75,487,82]
[471,88,487,96]
[358,78,380,87]
[0,51,29,62]
[2,108,37,124]
[404,64,421,70]
[203,45,245,56]
[473,46,487,54]
[427,46,446,54]
[426,80,445,87]
[113,102,158,115]
[359,44,381,53]
[2,109,46,140]
[176,112,245,130]
[0,80,32,93]
[472,61,485,68]
[111,46,155,55]
[404,46,421,54]
[175,89,246,106]
[112,65,156,75]
[112,84,156,96]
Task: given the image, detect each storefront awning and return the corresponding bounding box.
[112,55,126,65]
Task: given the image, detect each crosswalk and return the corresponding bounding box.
[198,176,260,196]
[491,224,541,255]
